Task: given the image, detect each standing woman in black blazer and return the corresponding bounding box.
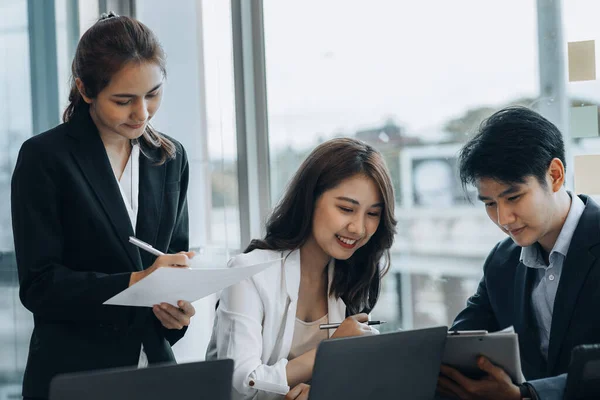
[11,12,196,399]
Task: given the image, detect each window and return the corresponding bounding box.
[0,0,241,385]
[564,0,600,187]
[1,0,597,393]
[263,0,539,330]
[136,0,239,361]
[0,0,32,395]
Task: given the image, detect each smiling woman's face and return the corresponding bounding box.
[308,173,383,260]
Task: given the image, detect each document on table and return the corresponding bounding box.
[104,258,283,307]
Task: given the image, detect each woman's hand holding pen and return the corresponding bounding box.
[128,251,196,287]
[128,250,197,330]
[331,313,376,338]
[125,242,197,330]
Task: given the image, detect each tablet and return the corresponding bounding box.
[441,332,524,384]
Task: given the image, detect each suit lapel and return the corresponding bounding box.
[135,145,165,262]
[547,198,599,371]
[513,261,533,340]
[67,111,143,271]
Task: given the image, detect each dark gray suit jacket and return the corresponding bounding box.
[452,195,600,400]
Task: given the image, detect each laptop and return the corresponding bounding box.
[309,326,448,400]
[49,359,233,400]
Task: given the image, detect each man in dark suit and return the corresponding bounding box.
[437,107,600,400]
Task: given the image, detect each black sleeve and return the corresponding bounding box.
[12,139,131,322]
[451,242,501,332]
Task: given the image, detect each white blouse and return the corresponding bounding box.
[287,314,329,360]
[115,143,140,232]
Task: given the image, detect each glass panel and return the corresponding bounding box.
[136,0,239,362]
[78,0,100,35]
[201,0,240,253]
[0,0,32,253]
[0,261,20,395]
[55,0,70,114]
[263,0,537,330]
[564,0,600,185]
[137,0,240,256]
[0,1,33,394]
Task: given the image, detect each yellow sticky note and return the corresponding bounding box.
[570,106,599,138]
[568,40,596,82]
[574,155,600,194]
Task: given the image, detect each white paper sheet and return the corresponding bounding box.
[103,258,282,307]
[568,40,596,82]
[575,155,600,195]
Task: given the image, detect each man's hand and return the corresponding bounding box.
[285,383,310,400]
[437,356,521,400]
[153,300,195,330]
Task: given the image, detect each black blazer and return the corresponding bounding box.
[451,195,600,399]
[11,110,190,398]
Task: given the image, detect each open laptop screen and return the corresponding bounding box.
[49,359,233,400]
[309,326,447,400]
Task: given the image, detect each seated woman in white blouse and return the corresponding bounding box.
[206,138,398,400]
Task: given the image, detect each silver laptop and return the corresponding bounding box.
[309,326,448,400]
[49,359,233,400]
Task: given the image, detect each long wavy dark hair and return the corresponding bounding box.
[63,13,175,165]
[246,138,397,314]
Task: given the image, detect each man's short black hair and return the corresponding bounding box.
[459,106,565,191]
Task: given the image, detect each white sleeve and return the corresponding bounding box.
[213,259,289,399]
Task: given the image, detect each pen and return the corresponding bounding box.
[248,379,289,395]
[129,236,165,257]
[448,330,488,336]
[319,320,386,330]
